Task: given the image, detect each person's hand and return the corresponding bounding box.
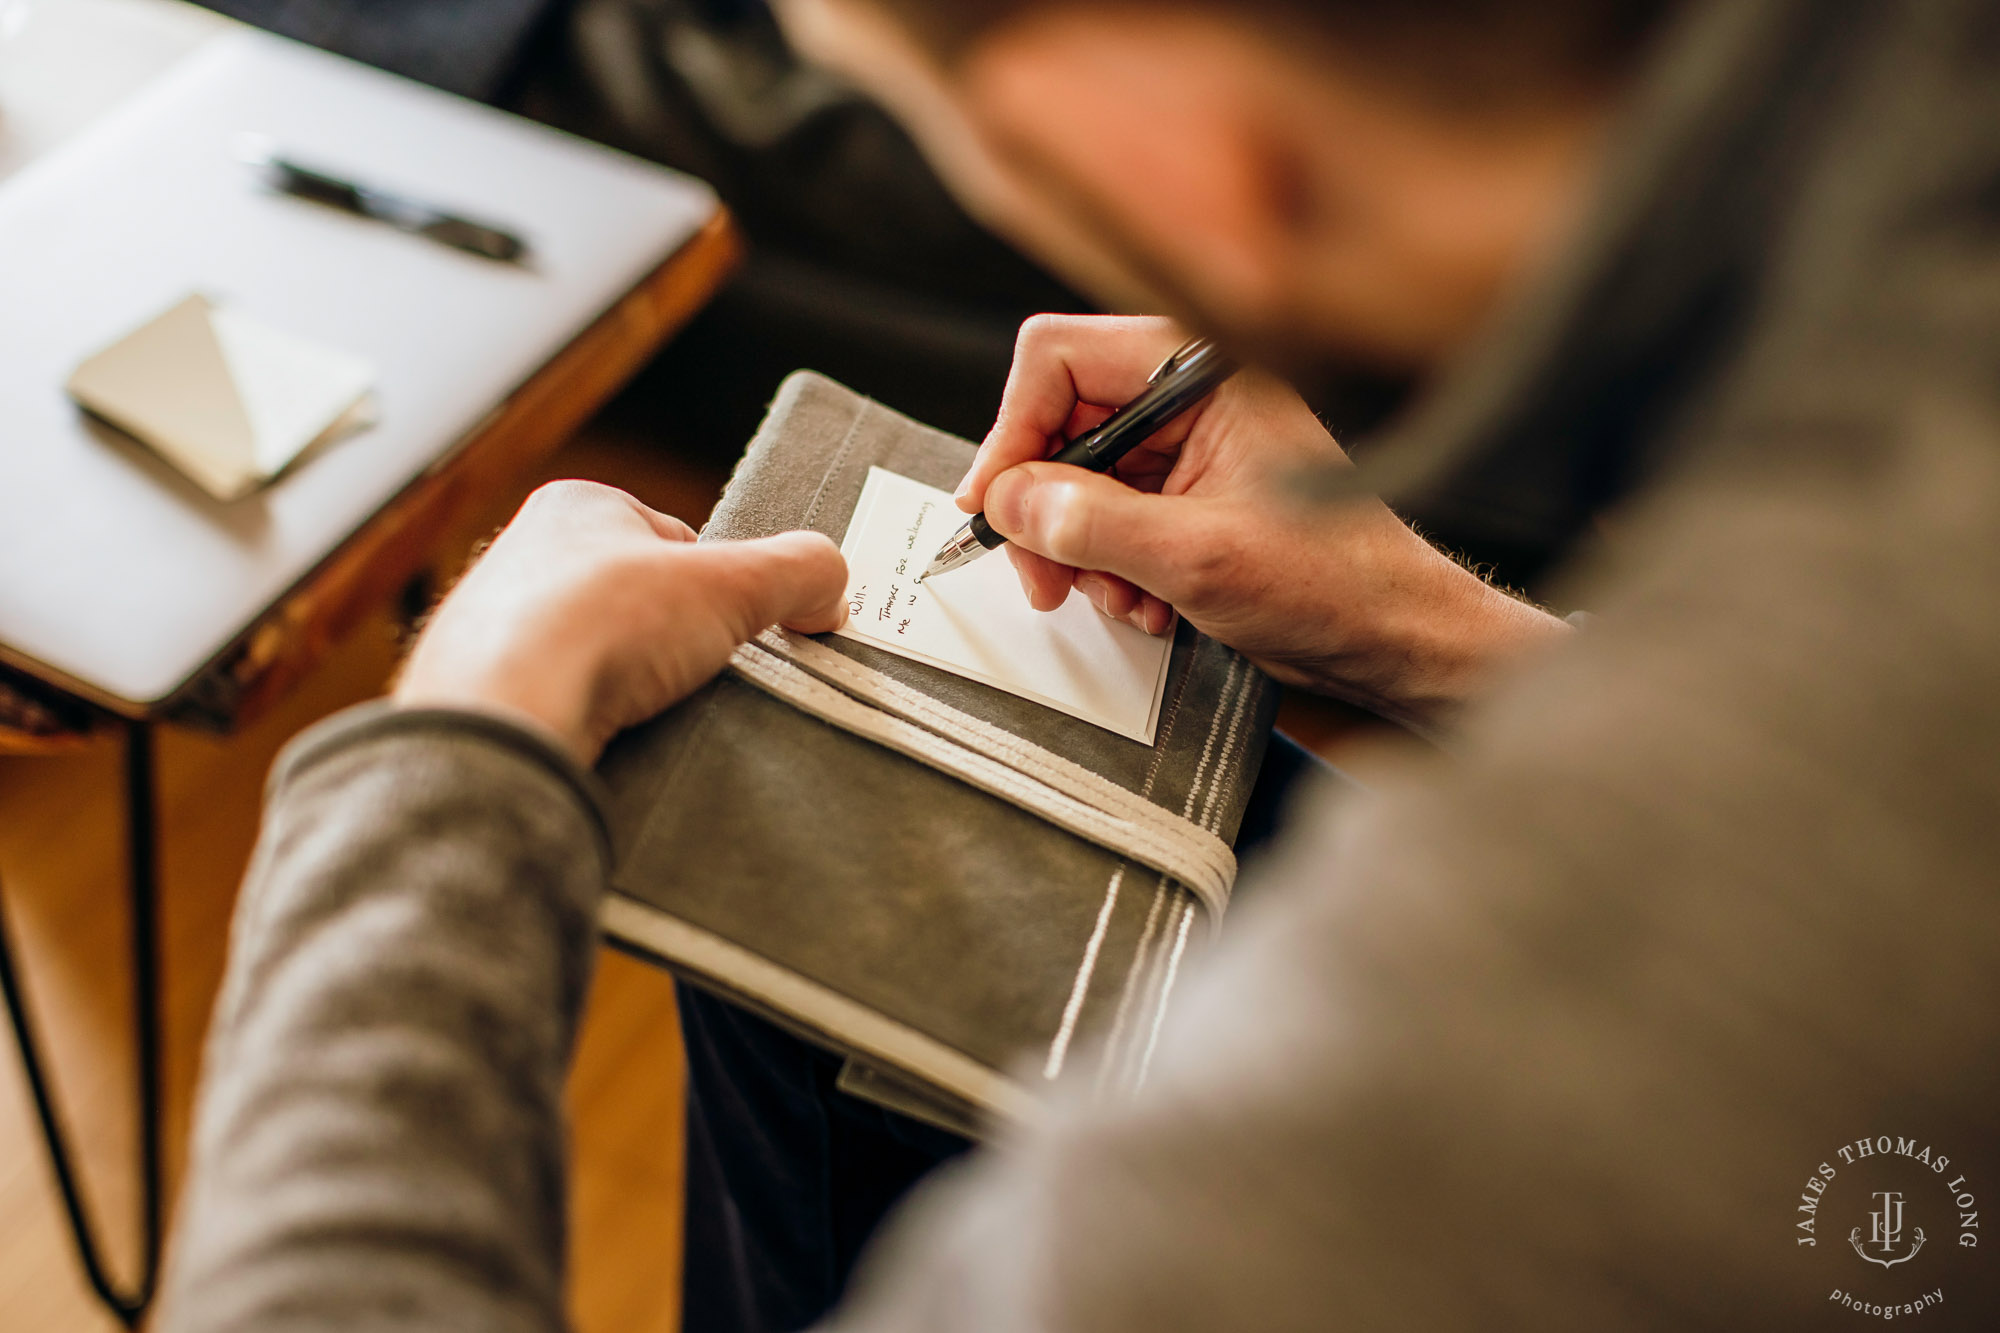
[958,315,1566,731]
[396,481,847,765]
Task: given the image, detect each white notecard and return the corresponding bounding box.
[835,466,1173,743]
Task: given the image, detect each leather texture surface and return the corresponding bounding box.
[599,373,1276,1114]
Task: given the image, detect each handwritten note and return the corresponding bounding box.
[835,466,1172,743]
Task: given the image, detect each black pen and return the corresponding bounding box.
[918,336,1238,583]
[237,137,530,264]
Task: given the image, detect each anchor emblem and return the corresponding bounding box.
[1849,1191,1925,1268]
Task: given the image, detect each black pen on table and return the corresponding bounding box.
[236,136,530,264]
[918,336,1238,583]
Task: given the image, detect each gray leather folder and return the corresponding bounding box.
[598,372,1276,1135]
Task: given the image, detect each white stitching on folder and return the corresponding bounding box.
[1199,667,1255,832]
[1126,657,1253,1090]
[1134,901,1197,1090]
[1043,864,1124,1080]
[1043,639,1197,1081]
[729,632,1238,924]
[1095,872,1170,1096]
[1181,654,1244,823]
[1101,651,1248,1088]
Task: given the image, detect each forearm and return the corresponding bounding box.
[157,704,609,1333]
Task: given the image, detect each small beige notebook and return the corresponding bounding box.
[67,293,376,500]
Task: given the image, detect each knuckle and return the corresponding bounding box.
[1014,312,1066,352]
[521,478,605,516]
[756,534,815,581]
[1032,481,1092,565]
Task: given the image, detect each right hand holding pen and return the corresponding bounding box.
[959,315,1567,731]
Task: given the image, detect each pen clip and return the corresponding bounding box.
[1147,337,1207,385]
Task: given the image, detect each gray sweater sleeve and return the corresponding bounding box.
[157,704,610,1333]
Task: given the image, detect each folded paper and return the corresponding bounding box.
[66,293,375,500]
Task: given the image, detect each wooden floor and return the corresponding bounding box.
[0,400,1394,1333]
[0,421,731,1333]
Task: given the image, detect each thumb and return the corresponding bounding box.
[983,463,1220,607]
[681,530,850,641]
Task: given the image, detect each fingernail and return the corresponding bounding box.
[986,470,1028,536]
[953,473,972,503]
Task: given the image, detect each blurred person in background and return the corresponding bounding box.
[157,0,2000,1330]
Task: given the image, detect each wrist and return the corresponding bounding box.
[1364,552,1568,733]
[392,657,599,766]
[1384,556,1568,732]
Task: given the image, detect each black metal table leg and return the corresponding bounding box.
[0,718,164,1326]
